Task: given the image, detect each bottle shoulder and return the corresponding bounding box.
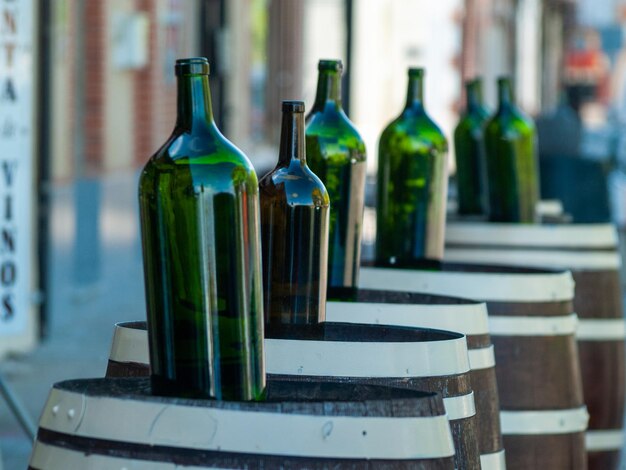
[380,110,448,151]
[147,127,254,169]
[139,129,258,193]
[485,108,535,138]
[305,109,367,158]
[259,163,330,207]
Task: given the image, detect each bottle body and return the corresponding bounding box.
[138,58,265,401]
[376,69,448,266]
[454,79,490,216]
[306,60,366,290]
[260,101,330,325]
[484,78,539,222]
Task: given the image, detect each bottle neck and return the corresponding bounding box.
[405,75,424,110]
[176,74,215,131]
[465,81,483,112]
[497,79,514,110]
[278,109,306,166]
[313,70,342,110]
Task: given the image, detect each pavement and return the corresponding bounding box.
[0,172,147,469]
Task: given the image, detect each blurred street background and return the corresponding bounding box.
[4,0,626,467]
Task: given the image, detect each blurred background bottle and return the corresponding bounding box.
[484,77,540,223]
[138,58,265,401]
[305,60,366,291]
[454,78,490,217]
[376,68,448,266]
[260,101,330,325]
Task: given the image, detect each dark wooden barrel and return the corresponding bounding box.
[29,377,455,469]
[106,321,481,470]
[265,322,481,470]
[445,222,625,469]
[360,263,589,470]
[325,288,503,469]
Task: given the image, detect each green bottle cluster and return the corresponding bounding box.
[306,60,367,290]
[376,68,448,266]
[454,76,540,222]
[454,79,490,216]
[259,101,330,325]
[484,77,539,222]
[139,58,265,401]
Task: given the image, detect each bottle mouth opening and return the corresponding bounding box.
[282,100,305,113]
[408,67,425,77]
[175,58,210,76]
[318,59,343,73]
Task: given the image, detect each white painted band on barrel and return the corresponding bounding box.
[110,325,475,377]
[29,441,228,470]
[443,392,476,420]
[265,336,470,378]
[109,323,149,364]
[468,345,496,370]
[326,300,490,336]
[585,429,625,451]
[489,314,578,336]
[445,248,621,270]
[359,267,575,302]
[479,449,507,470]
[500,407,589,435]
[38,388,456,459]
[577,318,626,341]
[446,222,618,249]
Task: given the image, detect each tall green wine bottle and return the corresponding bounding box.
[260,101,330,325]
[138,58,265,401]
[376,68,448,266]
[305,59,366,290]
[454,78,490,216]
[484,77,539,222]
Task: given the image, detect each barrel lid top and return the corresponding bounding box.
[328,286,483,306]
[446,221,618,249]
[51,378,444,416]
[265,321,464,343]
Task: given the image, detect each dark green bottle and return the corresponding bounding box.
[260,101,330,325]
[305,60,366,290]
[376,68,448,266]
[484,77,539,222]
[454,78,490,216]
[138,58,265,401]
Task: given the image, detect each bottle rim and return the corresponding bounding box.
[282,100,305,113]
[175,57,210,76]
[318,59,343,73]
[408,67,425,77]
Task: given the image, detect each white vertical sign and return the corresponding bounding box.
[0,0,35,339]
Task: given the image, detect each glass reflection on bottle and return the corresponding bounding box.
[306,60,367,290]
[484,77,539,223]
[260,101,330,325]
[138,58,265,401]
[376,68,448,266]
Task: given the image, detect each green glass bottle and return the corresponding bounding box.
[138,58,265,401]
[454,78,490,216]
[484,77,540,222]
[260,101,330,325]
[305,59,366,290]
[376,68,448,266]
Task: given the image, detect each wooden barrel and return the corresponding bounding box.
[325,288,504,469]
[265,322,481,470]
[360,263,589,470]
[105,321,481,470]
[445,222,625,469]
[29,377,455,469]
